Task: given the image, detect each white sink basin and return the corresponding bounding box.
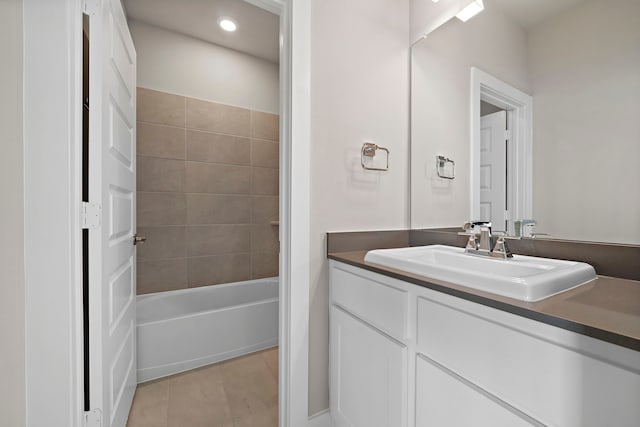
[364,245,596,302]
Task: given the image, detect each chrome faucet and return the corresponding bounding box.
[460,221,513,259]
[478,226,492,252]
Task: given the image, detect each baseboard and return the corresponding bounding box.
[137,339,278,383]
[308,409,332,427]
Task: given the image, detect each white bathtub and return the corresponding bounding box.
[136,277,279,383]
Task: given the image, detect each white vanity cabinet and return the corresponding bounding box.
[329,260,640,427]
[329,263,409,427]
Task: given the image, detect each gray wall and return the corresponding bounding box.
[309,0,411,415]
[0,0,25,425]
[529,0,640,244]
[136,88,280,294]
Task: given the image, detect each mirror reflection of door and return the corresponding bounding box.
[479,107,507,232]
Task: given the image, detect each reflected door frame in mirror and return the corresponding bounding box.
[470,67,533,234]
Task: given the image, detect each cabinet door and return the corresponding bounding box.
[330,305,407,427]
[415,355,539,427]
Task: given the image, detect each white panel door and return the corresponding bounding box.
[415,355,538,426]
[330,305,407,427]
[88,0,137,426]
[479,110,507,231]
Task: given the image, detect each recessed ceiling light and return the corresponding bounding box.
[218,17,237,32]
[456,0,484,22]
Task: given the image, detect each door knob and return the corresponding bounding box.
[133,234,147,245]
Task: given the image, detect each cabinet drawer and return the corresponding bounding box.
[330,262,408,340]
[416,292,640,427]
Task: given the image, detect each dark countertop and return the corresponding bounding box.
[328,250,640,352]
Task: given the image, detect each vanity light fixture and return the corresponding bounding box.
[456,0,484,22]
[218,17,237,32]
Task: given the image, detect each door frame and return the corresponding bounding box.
[470,67,533,232]
[23,1,85,426]
[22,0,311,426]
[248,1,312,425]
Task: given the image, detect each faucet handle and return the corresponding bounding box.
[492,235,513,258]
[463,233,478,250]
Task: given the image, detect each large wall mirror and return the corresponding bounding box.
[410,0,640,245]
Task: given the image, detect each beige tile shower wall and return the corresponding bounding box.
[136,88,279,295]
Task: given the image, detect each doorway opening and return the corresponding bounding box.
[478,103,508,232]
[122,1,282,426]
[470,67,533,236]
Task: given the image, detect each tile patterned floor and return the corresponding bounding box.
[127,348,278,427]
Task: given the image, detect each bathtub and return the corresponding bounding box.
[136,277,278,383]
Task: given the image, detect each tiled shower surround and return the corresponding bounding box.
[136,88,279,295]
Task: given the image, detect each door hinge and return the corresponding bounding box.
[84,409,102,427]
[83,0,100,15]
[505,130,512,141]
[82,202,102,229]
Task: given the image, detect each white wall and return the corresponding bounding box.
[309,0,410,415]
[0,0,25,425]
[529,0,640,244]
[129,20,279,113]
[411,2,530,229]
